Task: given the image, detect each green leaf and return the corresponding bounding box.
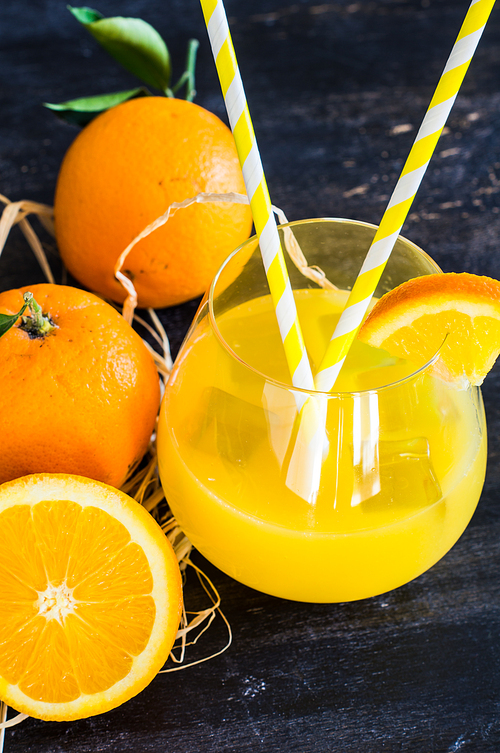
[0,304,27,339]
[43,88,150,126]
[70,8,171,92]
[67,5,103,24]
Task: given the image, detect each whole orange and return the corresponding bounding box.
[0,283,161,486]
[53,96,253,308]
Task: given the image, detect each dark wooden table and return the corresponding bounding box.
[1,1,500,751]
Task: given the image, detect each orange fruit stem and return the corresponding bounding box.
[20,292,56,338]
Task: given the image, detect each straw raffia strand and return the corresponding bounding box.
[114,191,337,323]
[0,194,233,730]
[0,706,28,730]
[272,204,338,291]
[121,445,232,671]
[0,194,55,283]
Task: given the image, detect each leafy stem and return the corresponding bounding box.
[0,292,56,340]
[45,9,201,125]
[165,39,199,102]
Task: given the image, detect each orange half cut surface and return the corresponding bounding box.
[0,474,182,721]
[358,272,500,388]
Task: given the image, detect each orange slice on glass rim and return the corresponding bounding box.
[0,473,182,722]
[358,272,500,388]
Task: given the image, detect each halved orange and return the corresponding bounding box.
[0,474,182,721]
[358,272,500,388]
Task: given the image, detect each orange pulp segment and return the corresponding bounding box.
[0,474,182,721]
[358,273,500,388]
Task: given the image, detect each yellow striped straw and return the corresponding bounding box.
[200,0,315,394]
[286,0,494,502]
[315,0,495,393]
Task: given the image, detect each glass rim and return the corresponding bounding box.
[207,216,445,398]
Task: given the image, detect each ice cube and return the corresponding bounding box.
[188,387,270,467]
[360,436,442,513]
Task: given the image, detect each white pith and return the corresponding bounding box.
[36,582,76,624]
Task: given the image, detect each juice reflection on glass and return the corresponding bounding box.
[157,219,486,603]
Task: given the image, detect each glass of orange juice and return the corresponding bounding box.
[157,218,486,602]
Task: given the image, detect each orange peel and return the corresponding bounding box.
[358,272,500,388]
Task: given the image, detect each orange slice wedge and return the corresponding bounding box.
[358,272,500,388]
[0,474,182,721]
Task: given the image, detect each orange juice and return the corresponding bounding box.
[158,286,486,602]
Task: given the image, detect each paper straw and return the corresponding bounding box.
[286,0,494,502]
[200,0,315,394]
[314,0,495,393]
